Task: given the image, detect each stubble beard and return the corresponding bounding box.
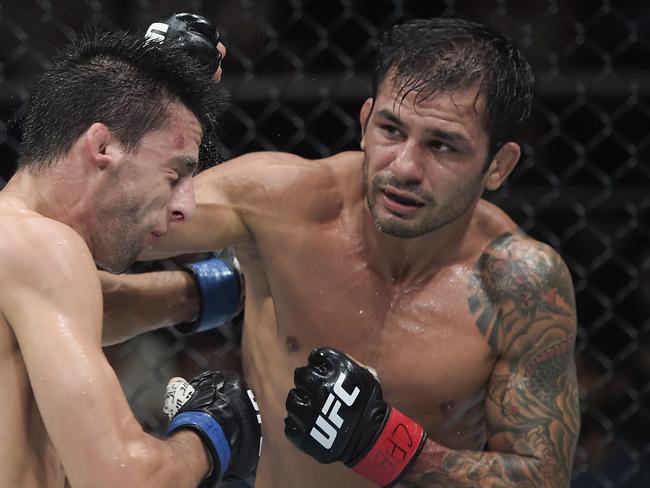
[362,156,484,239]
[92,203,146,274]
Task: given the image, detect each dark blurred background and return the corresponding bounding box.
[1,1,648,486]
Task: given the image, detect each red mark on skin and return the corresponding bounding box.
[172,134,185,150]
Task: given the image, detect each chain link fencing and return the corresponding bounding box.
[1,1,648,486]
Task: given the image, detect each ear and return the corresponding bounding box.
[484,142,521,191]
[359,97,374,151]
[83,123,115,170]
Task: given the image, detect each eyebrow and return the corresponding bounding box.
[173,155,199,176]
[376,109,472,149]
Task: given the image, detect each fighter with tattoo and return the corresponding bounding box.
[103,18,579,487]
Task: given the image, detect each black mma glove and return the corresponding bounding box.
[164,371,262,486]
[285,348,427,487]
[145,12,221,75]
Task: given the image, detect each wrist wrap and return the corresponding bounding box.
[166,411,231,486]
[350,406,427,487]
[176,257,241,335]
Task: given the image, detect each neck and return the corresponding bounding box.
[359,199,479,283]
[4,163,95,247]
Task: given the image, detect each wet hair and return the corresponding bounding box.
[371,18,535,156]
[18,30,226,169]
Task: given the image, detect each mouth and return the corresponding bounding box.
[379,187,425,214]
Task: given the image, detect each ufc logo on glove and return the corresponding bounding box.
[310,372,360,448]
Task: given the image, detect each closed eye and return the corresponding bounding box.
[168,171,181,186]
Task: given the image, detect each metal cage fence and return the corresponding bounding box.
[1,1,648,486]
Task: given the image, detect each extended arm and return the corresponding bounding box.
[101,269,199,344]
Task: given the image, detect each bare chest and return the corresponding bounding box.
[254,229,496,431]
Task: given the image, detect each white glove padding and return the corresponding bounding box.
[163,376,196,419]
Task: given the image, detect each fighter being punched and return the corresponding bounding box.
[0,13,259,488]
[104,17,580,488]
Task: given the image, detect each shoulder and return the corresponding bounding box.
[0,214,95,289]
[470,230,577,353]
[478,231,574,303]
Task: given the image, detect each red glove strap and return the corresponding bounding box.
[351,407,425,487]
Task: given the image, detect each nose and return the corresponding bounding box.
[389,139,425,183]
[169,176,196,223]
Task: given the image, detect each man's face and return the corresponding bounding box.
[360,79,492,239]
[92,102,201,273]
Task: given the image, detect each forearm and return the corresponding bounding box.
[62,424,209,488]
[102,270,198,345]
[399,439,561,488]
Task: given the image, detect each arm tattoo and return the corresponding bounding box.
[400,232,580,488]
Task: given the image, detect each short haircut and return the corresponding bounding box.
[372,18,535,155]
[18,30,226,169]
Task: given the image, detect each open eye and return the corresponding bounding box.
[380,124,401,138]
[429,140,455,153]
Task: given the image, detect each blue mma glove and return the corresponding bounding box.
[175,256,243,335]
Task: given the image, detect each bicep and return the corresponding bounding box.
[485,317,580,459]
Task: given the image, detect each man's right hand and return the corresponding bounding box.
[164,371,262,486]
[285,348,426,487]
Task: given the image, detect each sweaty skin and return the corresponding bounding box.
[128,84,579,487]
[0,103,211,487]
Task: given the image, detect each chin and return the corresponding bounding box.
[95,260,129,275]
[94,249,139,275]
[373,217,419,239]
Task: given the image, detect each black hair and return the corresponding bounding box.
[372,18,535,156]
[18,30,226,169]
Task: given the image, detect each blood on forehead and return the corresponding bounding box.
[172,133,186,150]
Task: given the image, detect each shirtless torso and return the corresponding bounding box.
[242,154,499,487]
[150,149,577,487]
